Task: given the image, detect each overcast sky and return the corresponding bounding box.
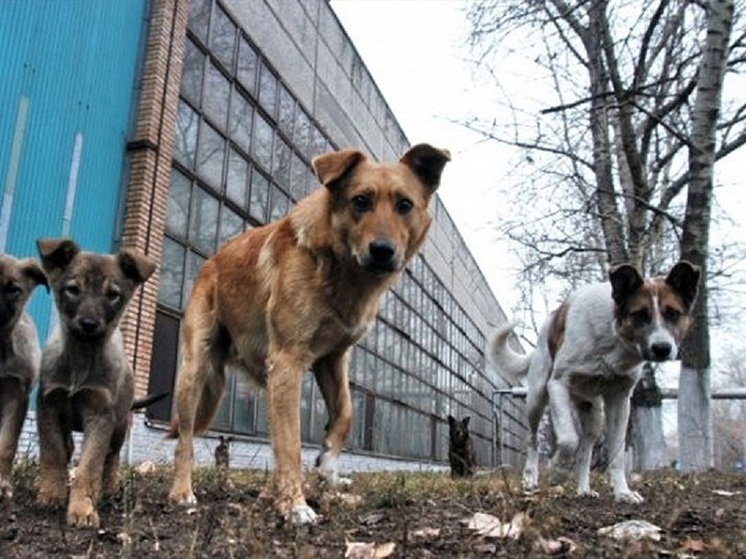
[329,0,522,312]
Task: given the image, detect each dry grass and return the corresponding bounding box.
[1,459,745,557]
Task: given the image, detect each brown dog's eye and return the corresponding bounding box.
[663,307,682,323]
[351,195,372,213]
[396,198,414,216]
[107,289,122,305]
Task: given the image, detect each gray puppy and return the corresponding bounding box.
[0,254,47,498]
[35,238,156,528]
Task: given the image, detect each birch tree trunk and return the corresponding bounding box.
[678,0,734,472]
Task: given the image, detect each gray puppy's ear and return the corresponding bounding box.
[36,238,80,272]
[19,259,49,291]
[118,250,157,284]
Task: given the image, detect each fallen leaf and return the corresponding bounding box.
[539,536,578,555]
[411,527,440,538]
[597,520,661,541]
[466,511,528,539]
[711,489,741,497]
[679,538,708,552]
[344,541,396,559]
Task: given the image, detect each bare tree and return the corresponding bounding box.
[466,0,745,470]
[678,0,735,471]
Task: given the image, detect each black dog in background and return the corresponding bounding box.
[448,415,476,477]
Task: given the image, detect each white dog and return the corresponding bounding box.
[491,262,700,503]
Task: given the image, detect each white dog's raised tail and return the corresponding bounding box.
[490,323,530,383]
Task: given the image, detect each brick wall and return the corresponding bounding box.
[119,0,190,398]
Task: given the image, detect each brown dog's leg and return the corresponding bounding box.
[0,381,29,498]
[36,391,72,507]
[266,348,316,523]
[313,350,353,486]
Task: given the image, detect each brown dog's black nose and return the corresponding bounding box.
[368,239,396,270]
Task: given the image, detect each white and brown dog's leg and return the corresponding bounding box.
[604,389,643,503]
[522,384,548,493]
[267,348,316,524]
[313,350,353,487]
[575,397,603,497]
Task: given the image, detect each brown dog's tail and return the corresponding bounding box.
[166,366,227,439]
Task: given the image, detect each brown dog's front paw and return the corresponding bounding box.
[168,485,197,506]
[67,496,100,528]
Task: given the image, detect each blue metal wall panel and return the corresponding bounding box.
[0,0,148,341]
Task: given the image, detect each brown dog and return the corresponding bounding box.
[35,239,156,528]
[0,254,47,498]
[168,144,450,523]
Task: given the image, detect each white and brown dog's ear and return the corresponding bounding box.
[609,264,644,306]
[666,261,701,311]
[118,250,157,285]
[312,148,367,193]
[36,238,80,272]
[400,144,451,193]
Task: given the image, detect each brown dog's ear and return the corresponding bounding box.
[400,143,451,192]
[609,264,644,306]
[312,148,367,193]
[36,238,80,272]
[666,261,701,311]
[19,259,49,291]
[118,250,157,284]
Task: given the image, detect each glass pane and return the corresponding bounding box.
[187,0,210,43]
[289,152,308,202]
[278,84,295,137]
[228,90,252,153]
[273,136,291,188]
[237,37,258,94]
[232,371,256,435]
[210,5,236,71]
[212,369,234,431]
[269,186,289,221]
[251,113,273,172]
[203,62,230,131]
[219,204,244,244]
[183,250,206,304]
[255,391,269,435]
[166,169,191,238]
[249,168,269,223]
[158,237,185,309]
[181,39,204,105]
[174,101,198,168]
[258,62,277,117]
[226,148,248,206]
[294,108,310,157]
[196,121,225,189]
[189,187,219,253]
[312,125,328,158]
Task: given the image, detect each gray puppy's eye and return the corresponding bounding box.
[63,284,81,299]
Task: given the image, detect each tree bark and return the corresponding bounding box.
[678,0,734,472]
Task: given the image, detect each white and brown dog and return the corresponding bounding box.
[491,262,700,503]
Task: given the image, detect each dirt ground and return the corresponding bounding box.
[1,461,745,558]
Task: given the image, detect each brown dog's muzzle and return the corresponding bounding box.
[364,238,399,273]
